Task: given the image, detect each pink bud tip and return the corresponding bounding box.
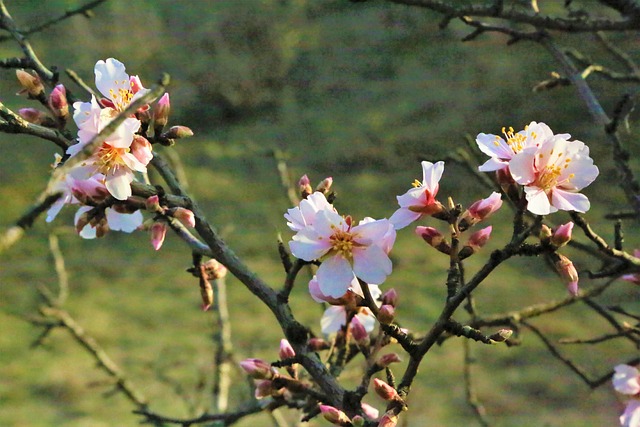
[150,222,167,251]
[551,222,574,248]
[319,405,350,425]
[350,316,369,343]
[468,225,492,249]
[377,305,395,325]
[173,207,196,228]
[239,358,276,380]
[381,288,398,307]
[279,339,296,360]
[373,378,400,401]
[378,353,401,367]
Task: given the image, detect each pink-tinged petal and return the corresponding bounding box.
[353,218,395,247]
[561,156,599,190]
[106,117,141,148]
[94,58,129,102]
[475,133,513,159]
[106,208,143,233]
[289,229,331,261]
[551,189,590,213]
[621,399,640,427]
[353,244,392,285]
[395,186,425,208]
[285,207,306,231]
[355,308,376,333]
[509,147,537,185]
[478,157,508,172]
[421,160,444,192]
[524,186,554,215]
[389,207,421,230]
[105,169,133,201]
[613,365,640,395]
[321,306,347,334]
[121,152,147,173]
[313,208,347,237]
[316,255,355,298]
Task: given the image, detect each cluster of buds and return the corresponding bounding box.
[147,92,193,146]
[16,69,69,128]
[144,195,195,251]
[298,174,333,200]
[539,222,579,295]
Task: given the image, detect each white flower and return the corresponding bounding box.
[94,58,149,111]
[74,206,143,239]
[389,161,444,229]
[284,191,335,232]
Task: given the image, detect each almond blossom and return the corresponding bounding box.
[74,205,143,239]
[289,208,394,298]
[94,58,149,111]
[67,95,148,200]
[389,160,444,229]
[509,135,599,215]
[475,121,566,172]
[284,191,335,232]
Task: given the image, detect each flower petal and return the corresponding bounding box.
[353,244,392,285]
[106,208,143,233]
[551,189,590,213]
[316,255,355,298]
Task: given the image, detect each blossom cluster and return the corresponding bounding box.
[613,364,640,427]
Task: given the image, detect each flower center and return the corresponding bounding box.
[108,80,134,111]
[95,143,128,175]
[495,126,533,153]
[330,228,355,259]
[535,149,574,190]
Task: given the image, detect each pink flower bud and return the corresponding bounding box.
[319,405,351,425]
[466,192,502,222]
[308,337,331,351]
[381,288,398,307]
[415,226,450,254]
[555,254,579,296]
[360,403,379,421]
[316,176,333,194]
[377,353,401,367]
[254,379,273,399]
[378,411,399,427]
[350,316,369,344]
[298,175,312,199]
[146,195,162,212]
[48,84,68,120]
[153,93,171,129]
[551,222,573,248]
[468,225,492,250]
[16,69,44,98]
[18,108,47,124]
[150,221,167,251]
[239,358,277,380]
[279,339,296,360]
[377,305,395,325]
[165,125,193,139]
[373,378,400,402]
[131,135,153,166]
[173,207,196,228]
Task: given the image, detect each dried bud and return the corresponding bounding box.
[165,125,193,139]
[554,254,579,296]
[279,339,296,360]
[377,353,401,368]
[308,337,331,351]
[18,107,48,125]
[415,226,450,254]
[319,405,351,426]
[378,411,399,427]
[239,358,277,380]
[381,288,398,307]
[316,176,333,194]
[377,305,395,325]
[539,224,553,241]
[150,221,167,251]
[202,258,228,280]
[199,264,214,311]
[172,207,196,228]
[16,69,44,98]
[153,93,171,131]
[298,174,312,199]
[48,84,68,120]
[350,316,369,344]
[551,222,573,248]
[488,329,513,343]
[373,378,400,402]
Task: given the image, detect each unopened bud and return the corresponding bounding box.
[279,339,296,360]
[299,175,312,199]
[316,176,333,194]
[172,207,196,228]
[150,221,167,251]
[48,84,68,120]
[131,135,153,165]
[381,288,398,307]
[350,316,369,344]
[165,125,193,139]
[319,405,351,426]
[377,353,401,368]
[308,337,331,351]
[254,379,273,399]
[351,415,365,427]
[554,254,579,296]
[415,226,450,254]
[239,358,277,380]
[460,226,492,259]
[488,329,513,343]
[145,195,162,212]
[378,411,399,427]
[461,192,502,229]
[377,305,395,325]
[16,69,44,98]
[18,108,48,125]
[539,224,553,241]
[153,93,170,131]
[373,378,400,402]
[360,403,379,421]
[551,222,573,248]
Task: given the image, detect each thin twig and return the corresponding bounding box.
[463,339,490,427]
[48,233,69,305]
[212,277,233,413]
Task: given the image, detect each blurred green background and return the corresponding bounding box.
[1,1,639,426]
